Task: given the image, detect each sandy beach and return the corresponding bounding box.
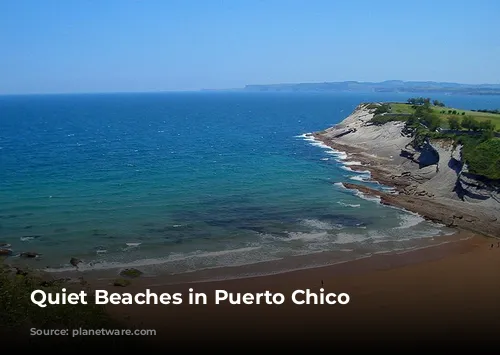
[66,229,497,347]
[5,228,500,350]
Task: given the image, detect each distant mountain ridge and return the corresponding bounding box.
[209,80,500,95]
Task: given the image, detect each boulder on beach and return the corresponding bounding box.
[119,268,143,278]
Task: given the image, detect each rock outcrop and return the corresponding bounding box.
[313,103,500,238]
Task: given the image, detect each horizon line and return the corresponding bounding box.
[2,79,500,97]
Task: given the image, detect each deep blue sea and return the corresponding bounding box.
[1,92,500,276]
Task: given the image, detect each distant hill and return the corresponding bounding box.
[225,80,500,95]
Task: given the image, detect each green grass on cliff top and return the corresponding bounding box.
[390,103,500,129]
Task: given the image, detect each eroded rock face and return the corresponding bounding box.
[411,139,500,204]
[457,172,500,202]
[414,141,439,168]
[314,103,500,237]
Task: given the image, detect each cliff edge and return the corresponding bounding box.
[312,103,500,237]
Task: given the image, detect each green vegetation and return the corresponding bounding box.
[370,113,408,125]
[368,98,500,180]
[459,136,500,179]
[0,261,112,329]
[471,109,500,114]
[390,101,500,130]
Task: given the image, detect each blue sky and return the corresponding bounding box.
[0,0,499,94]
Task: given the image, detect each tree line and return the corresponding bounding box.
[447,115,495,132]
[407,97,445,107]
[471,109,500,114]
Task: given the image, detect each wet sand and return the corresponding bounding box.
[81,229,500,346]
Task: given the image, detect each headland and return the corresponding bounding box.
[311,98,500,238]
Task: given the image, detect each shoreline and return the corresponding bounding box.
[95,228,500,345]
[4,101,500,346]
[5,124,487,283]
[310,115,500,239]
[96,106,500,341]
[5,107,497,284]
[7,227,500,347]
[50,228,464,285]
[3,129,459,280]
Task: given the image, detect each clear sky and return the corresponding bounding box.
[1,0,499,94]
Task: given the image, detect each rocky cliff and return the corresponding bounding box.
[313,103,500,237]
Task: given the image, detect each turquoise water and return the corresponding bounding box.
[1,92,499,275]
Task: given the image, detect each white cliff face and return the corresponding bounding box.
[422,140,500,209]
[329,103,375,129]
[317,103,500,213]
[322,104,413,163]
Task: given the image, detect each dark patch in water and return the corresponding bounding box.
[92,229,107,236]
[4,213,33,219]
[147,224,195,234]
[24,225,33,229]
[54,228,68,233]
[197,195,253,207]
[204,219,235,228]
[161,230,217,245]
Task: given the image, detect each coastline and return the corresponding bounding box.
[52,228,465,284]
[7,103,496,282]
[4,100,500,347]
[310,104,500,239]
[91,229,500,345]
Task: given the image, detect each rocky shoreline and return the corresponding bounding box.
[312,103,500,239]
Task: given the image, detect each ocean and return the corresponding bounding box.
[1,91,499,277]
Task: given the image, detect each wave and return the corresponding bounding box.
[286,231,329,242]
[299,218,343,231]
[394,212,425,230]
[337,201,360,208]
[334,232,369,244]
[349,175,368,182]
[353,189,381,204]
[297,132,348,159]
[298,133,375,178]
[44,245,265,273]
